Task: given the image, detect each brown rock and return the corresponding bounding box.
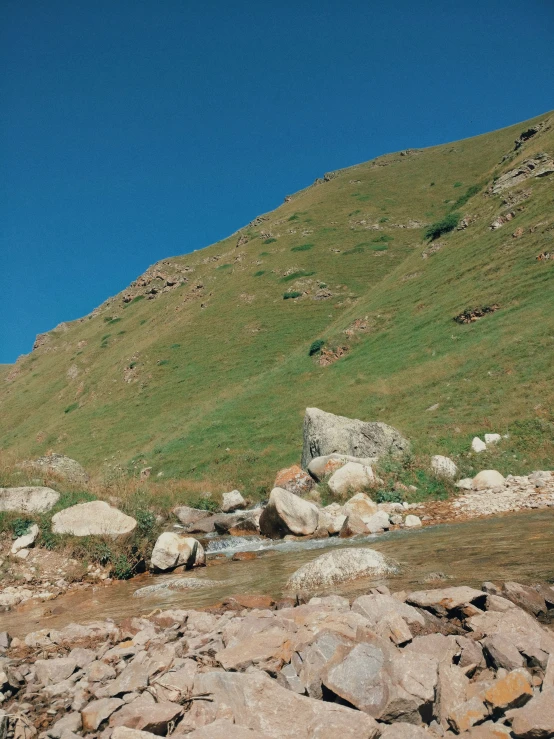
[501,582,547,617]
[339,512,370,537]
[222,594,275,610]
[185,719,271,738]
[193,670,380,738]
[82,698,124,732]
[232,551,258,561]
[407,586,486,616]
[109,696,183,733]
[483,669,533,712]
[448,697,488,733]
[508,687,554,737]
[274,465,314,496]
[215,627,292,672]
[482,633,525,671]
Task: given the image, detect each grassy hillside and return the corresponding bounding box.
[1,112,553,494]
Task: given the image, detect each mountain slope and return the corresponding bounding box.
[2,112,553,491]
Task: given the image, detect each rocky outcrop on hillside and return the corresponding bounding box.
[1,580,553,738]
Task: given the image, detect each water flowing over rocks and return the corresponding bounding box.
[301,407,410,469]
[51,501,137,537]
[2,579,554,738]
[0,487,60,513]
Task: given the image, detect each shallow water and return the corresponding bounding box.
[3,509,553,637]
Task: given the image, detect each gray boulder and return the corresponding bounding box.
[301,407,409,469]
[286,547,398,591]
[259,488,319,538]
[0,486,60,513]
[173,506,211,525]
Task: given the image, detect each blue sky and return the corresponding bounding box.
[1,0,553,363]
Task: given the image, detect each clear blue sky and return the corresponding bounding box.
[2,0,553,363]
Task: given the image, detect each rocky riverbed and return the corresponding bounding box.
[1,570,553,738]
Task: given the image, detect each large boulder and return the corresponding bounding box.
[150,533,204,572]
[328,462,376,496]
[0,486,60,513]
[51,501,137,537]
[23,453,89,484]
[259,488,319,538]
[301,407,409,469]
[286,547,398,591]
[317,504,347,535]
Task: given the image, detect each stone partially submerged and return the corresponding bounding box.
[301,407,409,469]
[286,547,398,592]
[51,501,137,537]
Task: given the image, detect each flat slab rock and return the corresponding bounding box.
[407,586,486,615]
[193,670,381,738]
[0,486,60,513]
[51,500,137,536]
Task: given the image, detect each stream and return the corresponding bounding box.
[3,509,553,638]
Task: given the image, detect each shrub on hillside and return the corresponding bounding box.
[291,243,314,252]
[309,339,325,356]
[283,291,302,300]
[451,183,482,211]
[424,212,460,241]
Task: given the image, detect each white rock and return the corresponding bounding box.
[363,510,391,533]
[456,478,473,490]
[317,504,347,535]
[150,533,203,572]
[471,437,487,453]
[484,433,502,445]
[11,524,39,554]
[51,501,137,537]
[328,462,375,496]
[0,487,60,513]
[15,549,30,560]
[286,547,398,591]
[472,470,506,490]
[431,455,458,479]
[404,515,422,528]
[221,490,246,513]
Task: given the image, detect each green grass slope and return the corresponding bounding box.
[1,112,553,492]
